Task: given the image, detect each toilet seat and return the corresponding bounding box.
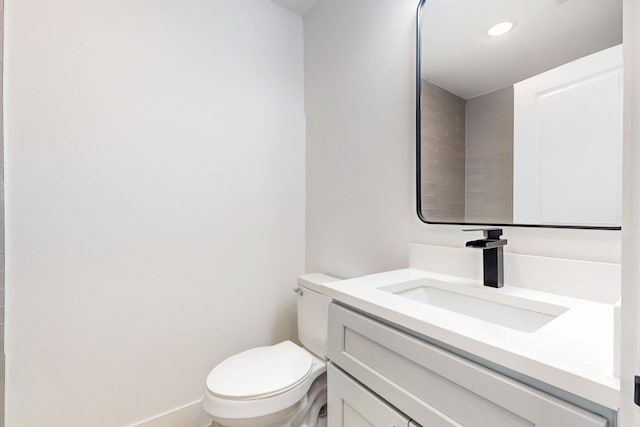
[207,341,313,400]
[202,341,327,422]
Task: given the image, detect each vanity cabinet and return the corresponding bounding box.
[327,363,411,427]
[327,303,607,427]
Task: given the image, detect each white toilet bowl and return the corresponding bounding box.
[203,341,327,427]
[202,273,338,427]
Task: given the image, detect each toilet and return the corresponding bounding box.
[202,273,338,427]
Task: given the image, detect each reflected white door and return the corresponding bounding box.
[513,45,623,226]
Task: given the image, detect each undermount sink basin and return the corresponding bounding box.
[381,279,569,333]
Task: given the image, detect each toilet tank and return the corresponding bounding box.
[296,273,339,359]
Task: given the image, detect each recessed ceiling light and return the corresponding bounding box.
[488,22,513,37]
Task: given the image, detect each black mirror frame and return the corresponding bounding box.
[415,0,621,231]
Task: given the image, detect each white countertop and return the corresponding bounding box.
[322,268,620,410]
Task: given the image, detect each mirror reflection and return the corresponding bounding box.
[417,0,623,228]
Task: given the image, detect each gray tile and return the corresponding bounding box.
[421,79,466,221]
[465,86,513,223]
[0,359,4,411]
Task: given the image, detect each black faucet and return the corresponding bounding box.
[464,228,507,288]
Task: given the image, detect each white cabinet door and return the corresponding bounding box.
[328,363,410,427]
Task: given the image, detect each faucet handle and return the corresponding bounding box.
[463,228,503,239]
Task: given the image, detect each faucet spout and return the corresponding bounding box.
[463,228,507,288]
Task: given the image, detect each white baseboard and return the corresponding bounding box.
[129,399,211,427]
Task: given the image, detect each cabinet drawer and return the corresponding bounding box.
[328,303,606,427]
[328,363,410,427]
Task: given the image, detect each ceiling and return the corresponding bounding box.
[270,0,318,16]
[421,0,622,99]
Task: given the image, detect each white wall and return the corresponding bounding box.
[620,0,640,424]
[304,0,621,280]
[4,0,305,425]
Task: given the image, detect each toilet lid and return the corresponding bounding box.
[206,341,313,399]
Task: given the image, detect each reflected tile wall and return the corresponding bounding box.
[465,87,514,224]
[420,79,514,226]
[421,79,466,222]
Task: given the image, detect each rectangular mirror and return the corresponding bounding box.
[416,0,623,230]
